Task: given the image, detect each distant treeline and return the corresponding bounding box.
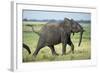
[23,19,90,23]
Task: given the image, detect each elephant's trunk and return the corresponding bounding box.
[78,30,84,46]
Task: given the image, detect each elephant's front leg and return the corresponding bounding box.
[67,37,74,54]
[61,33,68,55]
[69,42,74,54]
[62,43,67,55]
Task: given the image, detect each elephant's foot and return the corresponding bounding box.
[32,54,36,61]
[32,52,37,58]
[52,52,59,56]
[72,51,74,54]
[66,50,74,54]
[62,53,66,55]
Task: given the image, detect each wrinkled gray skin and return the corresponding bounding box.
[33,18,84,57]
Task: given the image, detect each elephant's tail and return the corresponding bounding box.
[23,43,31,54]
[31,25,40,36]
[26,24,40,36]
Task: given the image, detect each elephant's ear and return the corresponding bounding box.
[70,19,74,24]
[64,18,71,28]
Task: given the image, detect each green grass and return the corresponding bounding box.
[22,22,91,62]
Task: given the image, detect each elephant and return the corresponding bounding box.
[32,18,84,57]
[23,43,31,54]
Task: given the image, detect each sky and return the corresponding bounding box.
[23,10,91,21]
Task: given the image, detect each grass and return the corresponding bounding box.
[22,22,91,62]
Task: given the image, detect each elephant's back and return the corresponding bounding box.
[41,22,61,31]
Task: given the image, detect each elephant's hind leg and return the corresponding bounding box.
[48,45,59,56]
[33,42,45,57]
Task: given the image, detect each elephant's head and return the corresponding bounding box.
[63,18,84,46]
[71,19,84,46]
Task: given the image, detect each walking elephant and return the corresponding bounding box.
[33,18,84,57]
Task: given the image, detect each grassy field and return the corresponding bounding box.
[22,21,91,62]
